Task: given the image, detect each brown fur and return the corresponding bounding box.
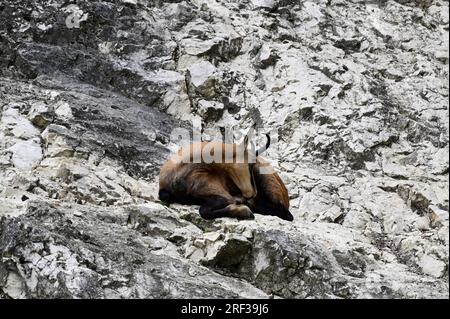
[158,140,293,221]
[246,158,292,220]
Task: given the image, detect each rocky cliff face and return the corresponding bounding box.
[0,0,448,299]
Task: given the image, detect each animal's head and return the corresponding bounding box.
[221,125,271,200]
[239,125,271,161]
[245,157,294,222]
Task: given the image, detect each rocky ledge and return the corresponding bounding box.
[0,0,448,298]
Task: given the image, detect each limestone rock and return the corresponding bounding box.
[196,100,225,122]
[187,61,217,98]
[254,45,280,69]
[418,254,447,278]
[7,139,43,170]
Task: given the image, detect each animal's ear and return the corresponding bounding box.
[240,125,255,150]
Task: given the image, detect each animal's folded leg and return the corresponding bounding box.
[213,204,255,220]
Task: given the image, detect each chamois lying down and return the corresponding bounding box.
[158,128,293,221]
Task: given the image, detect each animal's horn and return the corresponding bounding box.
[255,133,270,156]
[242,124,256,149]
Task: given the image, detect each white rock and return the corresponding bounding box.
[431,147,449,175]
[41,125,74,157]
[251,0,276,10]
[8,138,43,170]
[164,89,192,121]
[418,254,446,278]
[149,69,184,85]
[187,60,217,97]
[203,231,222,243]
[1,107,40,139]
[414,216,431,231]
[54,101,73,120]
[343,209,371,231]
[193,238,206,248]
[3,272,26,299]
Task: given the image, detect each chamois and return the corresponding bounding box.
[158,128,293,221]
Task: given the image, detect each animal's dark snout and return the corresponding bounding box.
[281,209,294,221]
[158,189,172,203]
[284,213,294,222]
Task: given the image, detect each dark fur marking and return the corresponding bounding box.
[250,163,294,221]
[159,188,203,206]
[199,196,233,219]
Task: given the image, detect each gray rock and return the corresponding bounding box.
[187,61,217,98]
[196,100,225,122]
[0,201,268,298]
[418,254,447,278]
[251,0,277,11]
[253,45,280,69]
[8,139,43,170]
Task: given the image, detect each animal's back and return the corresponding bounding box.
[158,143,239,205]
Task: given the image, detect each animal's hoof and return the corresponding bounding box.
[236,205,255,220]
